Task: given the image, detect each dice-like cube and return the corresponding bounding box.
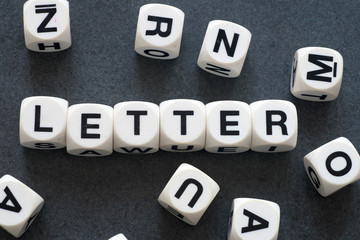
[109,233,128,240]
[205,101,252,153]
[304,137,360,197]
[66,104,113,157]
[228,198,280,240]
[23,0,71,52]
[0,175,44,238]
[250,100,298,152]
[158,163,220,225]
[197,20,252,78]
[20,96,68,149]
[135,3,185,59]
[290,47,343,101]
[113,101,159,154]
[160,99,206,152]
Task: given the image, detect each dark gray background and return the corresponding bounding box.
[1,0,360,239]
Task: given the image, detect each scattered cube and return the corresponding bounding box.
[158,163,220,225]
[197,20,252,78]
[250,100,298,152]
[134,3,185,59]
[290,47,343,101]
[113,101,159,154]
[160,99,206,152]
[0,175,44,238]
[20,96,68,149]
[205,101,252,153]
[109,233,128,240]
[304,137,360,197]
[228,198,280,240]
[66,104,113,157]
[23,0,71,52]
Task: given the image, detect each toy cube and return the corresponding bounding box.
[250,100,298,152]
[205,100,252,153]
[290,47,343,101]
[197,20,251,78]
[304,137,360,197]
[228,198,280,240]
[20,96,68,149]
[113,101,159,154]
[0,175,44,238]
[135,3,185,59]
[158,163,220,225]
[23,0,71,52]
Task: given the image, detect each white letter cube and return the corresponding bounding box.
[228,198,280,240]
[23,0,71,52]
[304,137,360,197]
[290,47,343,101]
[135,3,184,59]
[20,96,68,149]
[197,20,252,78]
[113,101,159,154]
[109,233,128,240]
[0,175,44,238]
[160,99,206,152]
[67,104,113,157]
[250,100,298,152]
[158,163,220,225]
[206,101,252,153]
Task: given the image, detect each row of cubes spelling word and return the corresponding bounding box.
[23,1,251,78]
[20,97,298,157]
[0,164,281,240]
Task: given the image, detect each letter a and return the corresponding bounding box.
[0,187,22,213]
[241,209,269,233]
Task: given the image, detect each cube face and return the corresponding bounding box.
[20,96,68,149]
[250,100,298,152]
[290,47,343,101]
[160,99,206,152]
[66,104,113,157]
[304,137,360,197]
[205,101,252,153]
[228,198,280,240]
[135,3,185,59]
[0,175,44,238]
[197,20,252,78]
[23,0,71,52]
[113,101,159,154]
[158,163,220,225]
[109,233,128,240]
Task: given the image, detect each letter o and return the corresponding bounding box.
[144,49,169,57]
[325,151,352,177]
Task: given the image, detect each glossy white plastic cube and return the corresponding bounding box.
[20,96,68,149]
[0,175,44,238]
[160,99,206,152]
[197,20,252,78]
[205,101,252,153]
[158,163,220,225]
[290,47,343,101]
[66,104,113,157]
[109,233,128,240]
[304,137,360,197]
[228,198,280,240]
[135,3,185,59]
[250,100,297,152]
[23,0,71,52]
[113,101,159,154]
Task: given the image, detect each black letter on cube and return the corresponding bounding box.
[34,105,53,132]
[0,186,22,213]
[81,114,101,139]
[175,178,203,208]
[38,42,61,50]
[173,111,194,135]
[205,63,231,76]
[266,111,288,135]
[241,209,269,233]
[145,16,173,37]
[35,4,57,33]
[326,151,352,177]
[127,110,147,135]
[220,111,239,135]
[307,54,337,82]
[308,167,321,189]
[213,29,239,57]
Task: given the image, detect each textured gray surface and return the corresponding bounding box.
[1,0,360,239]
